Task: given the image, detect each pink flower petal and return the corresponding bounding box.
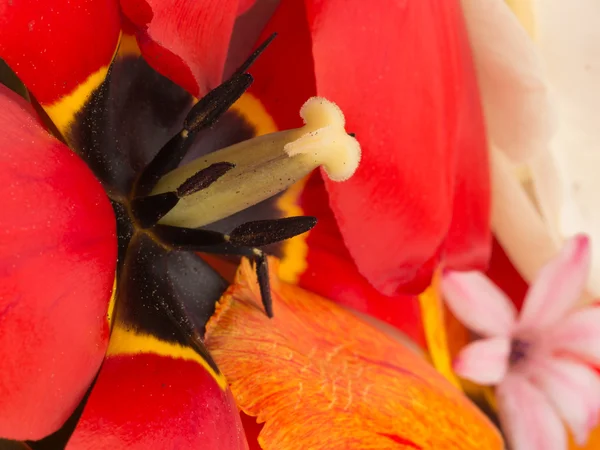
[519,234,591,330]
[530,357,600,445]
[550,307,600,365]
[497,374,567,450]
[453,337,510,385]
[442,270,516,337]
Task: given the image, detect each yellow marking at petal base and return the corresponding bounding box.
[106,277,117,328]
[230,93,312,282]
[419,272,461,388]
[107,324,227,390]
[230,92,278,137]
[44,68,110,134]
[117,34,142,58]
[277,177,310,283]
[44,33,121,134]
[506,0,536,38]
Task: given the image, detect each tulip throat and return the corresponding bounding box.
[124,34,361,318]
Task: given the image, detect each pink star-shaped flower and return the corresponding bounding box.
[443,234,600,450]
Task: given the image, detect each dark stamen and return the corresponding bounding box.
[254,251,273,318]
[229,216,318,248]
[131,192,179,229]
[348,132,356,138]
[134,33,278,197]
[183,73,253,132]
[233,32,277,76]
[176,162,236,197]
[153,220,279,318]
[152,225,227,249]
[135,131,194,197]
[135,75,250,197]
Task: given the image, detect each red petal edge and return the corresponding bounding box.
[305,0,490,295]
[298,173,427,348]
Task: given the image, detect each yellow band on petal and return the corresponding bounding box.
[108,324,227,390]
[230,92,278,137]
[277,177,309,284]
[44,33,122,135]
[44,67,110,134]
[117,34,143,58]
[418,272,461,388]
[106,277,117,328]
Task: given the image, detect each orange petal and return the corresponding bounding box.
[205,259,503,450]
[571,423,600,449]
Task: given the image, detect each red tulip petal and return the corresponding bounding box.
[245,0,316,128]
[239,3,428,341]
[0,85,117,440]
[485,238,528,310]
[304,0,490,295]
[68,346,247,450]
[281,172,427,348]
[120,0,241,96]
[237,0,255,15]
[443,27,492,270]
[240,413,263,450]
[0,0,120,109]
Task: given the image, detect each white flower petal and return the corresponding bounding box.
[528,0,600,295]
[534,0,600,137]
[461,0,555,162]
[491,147,561,284]
[530,357,600,446]
[520,235,590,330]
[453,338,510,385]
[442,270,516,337]
[497,374,567,450]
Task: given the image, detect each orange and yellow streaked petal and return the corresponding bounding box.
[205,258,503,450]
